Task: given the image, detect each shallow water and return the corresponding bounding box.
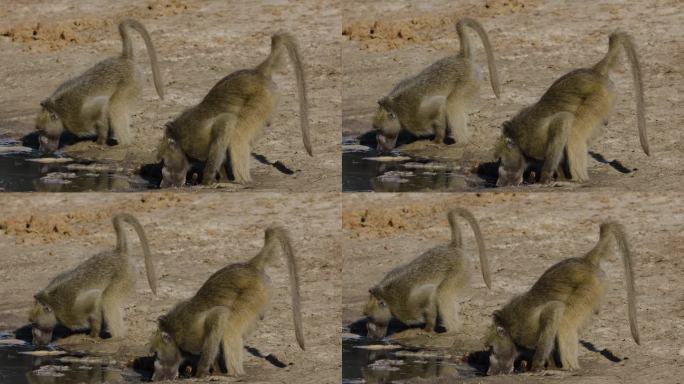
[342,137,494,192]
[0,332,141,384]
[342,334,481,383]
[0,139,154,192]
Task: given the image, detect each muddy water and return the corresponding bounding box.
[342,334,481,383]
[0,332,141,384]
[342,138,494,192]
[0,139,154,192]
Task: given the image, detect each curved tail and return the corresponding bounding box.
[249,226,305,350]
[118,19,164,100]
[455,18,501,98]
[592,32,648,156]
[112,213,158,295]
[584,221,640,344]
[257,32,311,156]
[447,207,491,289]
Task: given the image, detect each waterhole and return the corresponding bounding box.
[342,333,482,383]
[0,138,154,192]
[342,136,495,192]
[0,331,141,384]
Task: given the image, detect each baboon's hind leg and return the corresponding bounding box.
[107,83,140,145]
[531,301,564,371]
[540,112,574,183]
[203,114,238,185]
[436,276,466,333]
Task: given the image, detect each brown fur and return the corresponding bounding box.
[35,19,163,153]
[149,226,304,380]
[486,222,639,375]
[373,17,500,151]
[364,208,490,339]
[158,32,310,187]
[496,32,647,186]
[28,213,156,345]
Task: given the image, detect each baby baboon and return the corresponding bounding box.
[158,32,311,187]
[364,208,490,339]
[496,32,647,186]
[149,226,304,380]
[373,17,501,151]
[35,19,164,153]
[28,213,157,345]
[486,222,639,375]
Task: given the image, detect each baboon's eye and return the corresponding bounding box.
[388,112,396,119]
[378,300,386,308]
[42,304,52,313]
[49,112,58,121]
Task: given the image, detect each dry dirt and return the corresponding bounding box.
[343,192,684,383]
[0,193,341,383]
[0,0,341,192]
[342,0,683,191]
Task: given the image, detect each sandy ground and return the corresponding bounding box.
[0,193,341,383]
[0,0,341,192]
[342,0,683,191]
[342,192,684,383]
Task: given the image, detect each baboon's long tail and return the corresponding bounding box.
[256,33,312,156]
[584,221,640,344]
[447,207,491,289]
[112,213,157,295]
[455,18,501,98]
[593,32,647,155]
[249,226,305,350]
[119,18,164,100]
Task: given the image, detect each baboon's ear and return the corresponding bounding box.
[40,99,55,111]
[161,331,172,344]
[34,291,48,303]
[495,325,507,337]
[492,310,507,335]
[369,286,381,298]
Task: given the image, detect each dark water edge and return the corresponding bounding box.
[342,136,495,192]
[0,331,141,384]
[0,138,155,192]
[342,334,481,383]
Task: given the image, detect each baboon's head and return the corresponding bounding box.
[373,98,401,152]
[485,311,518,375]
[150,327,182,381]
[159,136,190,188]
[29,292,57,346]
[495,130,525,187]
[363,287,391,340]
[35,99,63,153]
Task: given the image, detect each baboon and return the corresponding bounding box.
[149,226,304,380]
[158,32,311,187]
[486,222,639,375]
[373,17,501,152]
[495,32,647,186]
[35,19,164,153]
[364,208,490,339]
[28,213,157,345]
